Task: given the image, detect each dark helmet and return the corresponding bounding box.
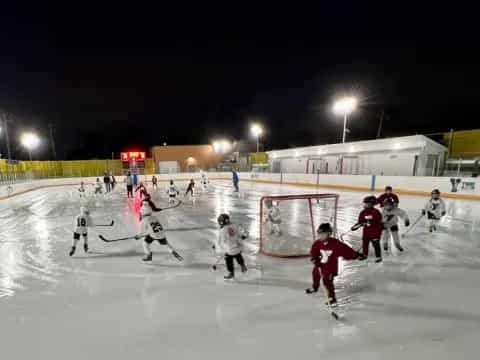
[170,180,174,185]
[217,213,231,226]
[383,198,395,208]
[363,195,377,205]
[317,223,333,234]
[431,189,440,195]
[385,186,393,191]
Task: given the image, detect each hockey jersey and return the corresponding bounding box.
[358,207,383,240]
[376,193,399,207]
[167,184,179,196]
[424,198,446,219]
[216,224,246,256]
[310,237,359,276]
[382,207,409,228]
[74,214,94,235]
[267,206,281,224]
[139,213,165,240]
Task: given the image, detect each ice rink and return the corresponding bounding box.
[1,180,480,359]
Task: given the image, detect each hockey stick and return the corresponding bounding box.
[95,220,115,227]
[98,234,136,242]
[159,199,183,211]
[401,214,424,238]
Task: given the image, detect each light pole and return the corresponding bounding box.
[333,97,357,143]
[20,132,40,161]
[250,123,263,153]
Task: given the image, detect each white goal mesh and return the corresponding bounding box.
[259,193,339,257]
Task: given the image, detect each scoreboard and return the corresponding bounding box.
[120,151,146,169]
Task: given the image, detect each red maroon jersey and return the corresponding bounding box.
[376,193,399,207]
[310,237,359,276]
[358,207,383,240]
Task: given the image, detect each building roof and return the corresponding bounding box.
[267,135,447,159]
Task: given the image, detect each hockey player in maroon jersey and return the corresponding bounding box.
[306,223,366,307]
[135,182,148,199]
[352,195,384,263]
[376,186,399,208]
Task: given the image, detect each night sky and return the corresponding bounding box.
[0,4,479,160]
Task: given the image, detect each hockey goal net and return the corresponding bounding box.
[259,193,339,257]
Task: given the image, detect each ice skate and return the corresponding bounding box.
[241,264,248,273]
[305,288,318,294]
[83,243,88,253]
[142,252,153,262]
[69,246,76,257]
[224,272,235,280]
[375,257,383,263]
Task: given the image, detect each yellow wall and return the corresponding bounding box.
[444,129,480,158]
[0,159,156,178]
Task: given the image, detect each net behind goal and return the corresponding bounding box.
[259,193,339,257]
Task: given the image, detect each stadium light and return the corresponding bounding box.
[20,132,40,161]
[250,123,263,153]
[333,96,357,143]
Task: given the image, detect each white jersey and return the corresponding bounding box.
[382,207,409,228]
[216,223,245,256]
[78,185,86,193]
[424,198,446,219]
[74,214,94,234]
[95,180,102,189]
[201,175,209,185]
[267,206,281,224]
[167,184,179,196]
[139,214,166,240]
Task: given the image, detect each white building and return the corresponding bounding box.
[267,135,447,176]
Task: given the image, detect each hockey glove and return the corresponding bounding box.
[134,235,141,240]
[405,219,410,227]
[441,211,446,216]
[421,209,426,216]
[310,257,322,266]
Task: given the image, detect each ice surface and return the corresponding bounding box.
[1,180,480,360]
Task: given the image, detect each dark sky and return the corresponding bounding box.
[1,3,479,160]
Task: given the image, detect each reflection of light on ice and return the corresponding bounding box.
[332,323,359,339]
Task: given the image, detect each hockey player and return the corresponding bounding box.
[135,201,183,262]
[376,186,399,207]
[126,172,134,198]
[135,182,148,199]
[422,189,446,232]
[94,178,103,195]
[70,207,94,256]
[185,179,195,200]
[200,172,209,191]
[216,213,248,280]
[166,180,179,204]
[151,175,158,190]
[78,181,86,198]
[306,223,365,306]
[265,199,282,236]
[382,198,410,252]
[351,196,384,263]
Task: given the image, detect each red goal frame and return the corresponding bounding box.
[259,193,339,258]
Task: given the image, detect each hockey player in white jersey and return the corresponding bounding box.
[94,178,103,195]
[265,199,282,236]
[382,198,410,252]
[135,201,183,262]
[166,180,179,204]
[70,207,94,256]
[422,189,446,232]
[200,172,209,192]
[215,213,248,280]
[78,181,86,198]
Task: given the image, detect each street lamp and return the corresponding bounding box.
[250,123,263,153]
[20,132,40,160]
[333,97,357,143]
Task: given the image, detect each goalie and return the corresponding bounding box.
[264,199,282,236]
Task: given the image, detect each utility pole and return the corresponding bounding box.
[2,112,12,161]
[49,123,57,160]
[376,109,385,139]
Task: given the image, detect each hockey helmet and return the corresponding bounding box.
[431,189,440,195]
[317,223,333,234]
[140,201,152,217]
[385,186,393,192]
[383,198,395,209]
[363,195,377,205]
[217,213,231,226]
